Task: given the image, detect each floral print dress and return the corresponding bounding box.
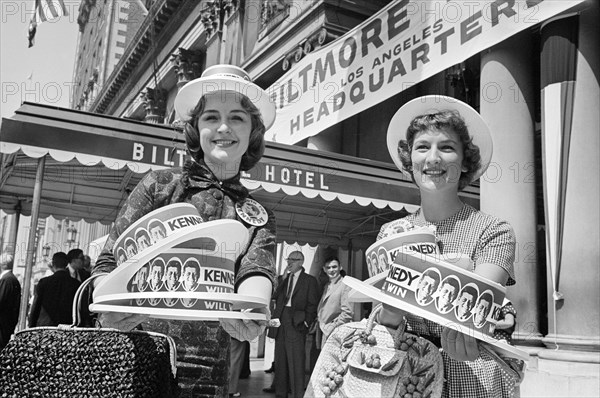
[95,160,277,398]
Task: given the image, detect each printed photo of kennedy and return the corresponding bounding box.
[377,247,389,273]
[414,268,441,306]
[132,263,150,306]
[473,291,494,328]
[124,237,138,259]
[116,247,128,265]
[135,227,152,252]
[455,284,479,322]
[370,252,383,276]
[146,258,165,306]
[435,276,461,314]
[180,258,201,308]
[163,258,182,307]
[148,219,167,244]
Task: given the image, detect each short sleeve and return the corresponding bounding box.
[501,302,517,318]
[475,219,516,286]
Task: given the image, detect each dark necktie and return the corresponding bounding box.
[285,274,295,303]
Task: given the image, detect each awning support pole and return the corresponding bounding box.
[17,155,45,331]
[4,201,21,257]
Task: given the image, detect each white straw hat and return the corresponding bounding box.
[387,95,493,182]
[174,64,276,130]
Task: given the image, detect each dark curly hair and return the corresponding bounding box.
[184,94,266,171]
[397,110,481,190]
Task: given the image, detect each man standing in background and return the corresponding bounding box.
[271,250,319,398]
[317,257,353,348]
[66,249,90,283]
[0,254,21,350]
[28,252,81,327]
[66,249,93,326]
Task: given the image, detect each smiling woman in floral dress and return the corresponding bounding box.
[94,65,278,397]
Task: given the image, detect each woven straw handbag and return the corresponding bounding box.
[305,304,444,398]
[0,274,179,398]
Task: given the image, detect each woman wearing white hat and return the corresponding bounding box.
[94,65,277,397]
[378,95,519,397]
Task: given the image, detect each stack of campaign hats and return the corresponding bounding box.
[345,227,529,361]
[91,203,267,320]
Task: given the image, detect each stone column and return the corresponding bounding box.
[140,87,167,124]
[541,6,600,352]
[479,31,542,345]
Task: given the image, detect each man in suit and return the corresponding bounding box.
[317,257,354,349]
[0,253,21,350]
[29,252,81,327]
[272,250,319,398]
[66,249,90,283]
[66,249,94,326]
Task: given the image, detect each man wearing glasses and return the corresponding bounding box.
[270,250,319,398]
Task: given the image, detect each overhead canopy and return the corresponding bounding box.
[0,102,478,248]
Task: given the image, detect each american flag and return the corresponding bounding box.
[28,0,69,48]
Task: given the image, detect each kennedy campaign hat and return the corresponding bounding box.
[91,204,268,321]
[387,95,493,182]
[344,248,529,362]
[174,64,277,130]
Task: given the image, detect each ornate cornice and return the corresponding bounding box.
[170,48,204,89]
[200,0,238,38]
[282,27,339,71]
[141,87,167,124]
[259,0,292,38]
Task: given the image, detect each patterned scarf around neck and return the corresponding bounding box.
[182,159,249,202]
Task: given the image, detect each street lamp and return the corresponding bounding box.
[42,244,51,259]
[66,225,78,248]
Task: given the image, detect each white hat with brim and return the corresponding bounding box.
[387,95,493,182]
[174,64,276,131]
[344,252,529,362]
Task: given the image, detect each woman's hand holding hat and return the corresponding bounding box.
[220,306,270,342]
[376,303,406,328]
[441,326,479,362]
[98,311,149,331]
[219,275,272,341]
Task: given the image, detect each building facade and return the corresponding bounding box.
[71,0,147,111]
